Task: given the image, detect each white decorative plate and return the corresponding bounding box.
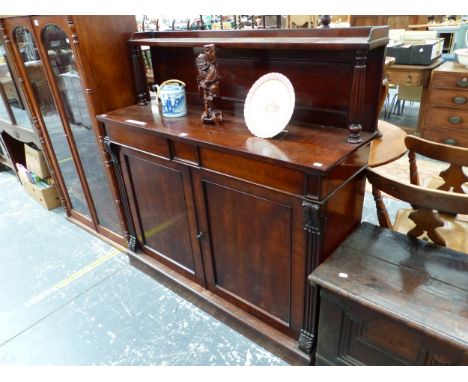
[244,72,295,139]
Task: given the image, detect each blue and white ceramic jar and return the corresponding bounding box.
[155,79,187,118]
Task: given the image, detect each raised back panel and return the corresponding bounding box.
[137,27,388,132]
[155,47,354,129]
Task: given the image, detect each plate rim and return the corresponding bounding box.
[244,72,295,139]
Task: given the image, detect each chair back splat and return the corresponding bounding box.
[367,168,468,252]
[404,135,468,193]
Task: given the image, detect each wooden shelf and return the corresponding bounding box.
[129,27,389,51]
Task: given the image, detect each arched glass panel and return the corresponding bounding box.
[14,25,90,217]
[42,24,121,234]
[0,40,33,129]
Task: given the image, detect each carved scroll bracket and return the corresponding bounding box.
[299,200,325,355]
[347,49,368,144]
[103,136,138,252]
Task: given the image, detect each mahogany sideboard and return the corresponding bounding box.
[97,27,388,365]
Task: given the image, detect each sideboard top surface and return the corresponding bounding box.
[97,104,374,174]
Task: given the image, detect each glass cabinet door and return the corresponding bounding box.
[13,25,91,219]
[0,40,33,130]
[41,24,122,235]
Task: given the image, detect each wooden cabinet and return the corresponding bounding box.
[0,16,137,244]
[349,16,427,29]
[310,223,468,366]
[99,111,375,366]
[98,27,387,365]
[421,61,468,147]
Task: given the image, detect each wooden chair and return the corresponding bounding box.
[366,168,468,253]
[405,135,468,194]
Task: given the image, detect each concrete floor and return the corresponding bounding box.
[0,169,287,366]
[0,161,412,366]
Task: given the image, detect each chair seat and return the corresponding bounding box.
[394,209,468,253]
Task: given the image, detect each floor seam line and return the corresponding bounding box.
[0,266,125,349]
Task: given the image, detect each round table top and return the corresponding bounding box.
[369,120,408,168]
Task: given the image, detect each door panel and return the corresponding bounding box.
[204,180,292,324]
[40,22,122,235]
[120,146,204,283]
[193,169,306,337]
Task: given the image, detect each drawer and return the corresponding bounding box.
[424,107,468,130]
[387,70,421,86]
[422,127,468,148]
[106,122,170,158]
[431,71,468,90]
[427,89,468,110]
[199,147,307,196]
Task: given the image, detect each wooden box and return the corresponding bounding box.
[98,27,388,365]
[310,223,468,366]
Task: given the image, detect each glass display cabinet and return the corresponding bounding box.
[0,16,138,245]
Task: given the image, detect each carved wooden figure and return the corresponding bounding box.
[196,44,223,124]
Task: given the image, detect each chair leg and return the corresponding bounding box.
[386,94,398,121]
[383,93,390,120]
[371,186,393,229]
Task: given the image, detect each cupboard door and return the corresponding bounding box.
[120,146,204,284]
[192,169,306,337]
[36,19,123,236]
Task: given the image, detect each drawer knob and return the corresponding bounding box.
[406,75,412,83]
[453,96,466,105]
[443,138,457,146]
[456,78,468,88]
[448,116,462,124]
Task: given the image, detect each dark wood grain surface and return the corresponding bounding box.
[98,104,375,174]
[310,222,468,350]
[129,27,389,50]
